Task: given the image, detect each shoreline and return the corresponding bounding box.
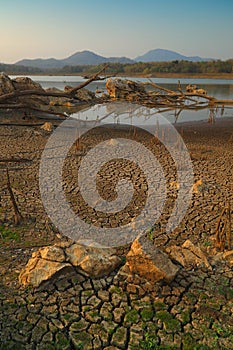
[7,71,233,80]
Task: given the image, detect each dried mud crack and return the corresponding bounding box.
[0,117,233,349]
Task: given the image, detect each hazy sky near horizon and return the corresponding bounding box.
[1,0,233,63]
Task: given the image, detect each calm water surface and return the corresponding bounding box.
[10,75,233,124]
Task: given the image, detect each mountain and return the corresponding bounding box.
[15,58,64,69]
[14,49,213,69]
[62,50,107,66]
[16,50,134,69]
[135,48,211,62]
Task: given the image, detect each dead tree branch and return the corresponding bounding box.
[6,168,23,225]
[0,66,108,104]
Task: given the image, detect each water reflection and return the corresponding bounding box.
[70,102,232,126]
[9,75,233,123]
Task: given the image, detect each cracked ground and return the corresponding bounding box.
[0,114,232,349]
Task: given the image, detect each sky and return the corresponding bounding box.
[1,0,233,63]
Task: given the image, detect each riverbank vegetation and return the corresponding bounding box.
[1,59,233,78]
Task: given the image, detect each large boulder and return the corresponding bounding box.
[12,76,43,91]
[19,242,122,287]
[126,235,179,283]
[19,247,70,287]
[66,243,122,278]
[12,76,49,107]
[0,73,49,108]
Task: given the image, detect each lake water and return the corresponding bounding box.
[10,75,233,124]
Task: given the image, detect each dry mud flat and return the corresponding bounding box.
[0,116,232,349]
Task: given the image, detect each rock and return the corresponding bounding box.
[12,76,43,91]
[47,86,95,106]
[19,252,70,287]
[106,78,146,99]
[0,72,15,95]
[19,242,122,287]
[46,87,75,106]
[79,255,121,278]
[186,84,207,95]
[64,85,95,101]
[40,122,53,132]
[0,73,49,108]
[126,235,179,283]
[39,246,65,262]
[107,138,119,146]
[192,179,203,194]
[12,77,49,107]
[166,239,211,269]
[66,243,122,278]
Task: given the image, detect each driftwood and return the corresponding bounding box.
[0,71,233,121]
[0,66,109,118]
[106,78,233,116]
[0,66,107,103]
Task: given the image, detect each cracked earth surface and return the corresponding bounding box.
[0,115,232,349]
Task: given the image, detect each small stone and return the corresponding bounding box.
[40,122,53,132]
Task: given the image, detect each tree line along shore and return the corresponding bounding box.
[1,59,233,79]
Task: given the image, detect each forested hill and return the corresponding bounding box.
[1,59,233,76]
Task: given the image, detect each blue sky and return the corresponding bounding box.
[1,0,233,63]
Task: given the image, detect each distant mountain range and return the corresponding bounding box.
[15,49,213,69]
[15,50,134,69]
[135,48,212,62]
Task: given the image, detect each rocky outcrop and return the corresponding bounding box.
[19,243,122,287]
[166,239,211,269]
[126,235,179,283]
[0,72,49,108]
